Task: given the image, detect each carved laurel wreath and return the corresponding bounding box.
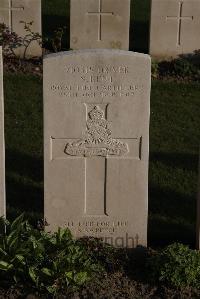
[64,106,129,157]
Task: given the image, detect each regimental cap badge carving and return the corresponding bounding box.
[89,105,104,120]
[64,105,129,157]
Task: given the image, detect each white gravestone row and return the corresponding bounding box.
[0,0,42,58]
[0,0,131,55]
[0,47,6,218]
[0,0,199,57]
[0,0,199,58]
[71,0,200,56]
[150,0,200,57]
[44,50,151,248]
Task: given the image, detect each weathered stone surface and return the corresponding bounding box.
[0,0,42,58]
[0,47,5,217]
[44,49,151,248]
[150,0,200,58]
[70,0,130,50]
[196,148,200,250]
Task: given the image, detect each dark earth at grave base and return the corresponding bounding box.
[3,57,42,77]
[0,243,199,299]
[1,275,200,299]
[3,54,200,83]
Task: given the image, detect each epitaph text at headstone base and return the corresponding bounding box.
[150,0,200,57]
[0,47,6,217]
[0,0,42,58]
[44,50,151,248]
[70,0,130,50]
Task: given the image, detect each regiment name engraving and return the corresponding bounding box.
[49,64,143,100]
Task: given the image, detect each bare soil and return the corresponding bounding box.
[1,276,200,299]
[3,57,42,77]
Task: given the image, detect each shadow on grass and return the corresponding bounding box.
[5,149,43,221]
[148,213,195,248]
[151,151,198,172]
[6,177,43,220]
[6,149,43,183]
[149,184,196,220]
[148,151,198,247]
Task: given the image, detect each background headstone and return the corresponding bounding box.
[150,0,200,57]
[70,0,130,50]
[0,0,42,58]
[44,49,151,248]
[0,47,5,217]
[196,147,200,250]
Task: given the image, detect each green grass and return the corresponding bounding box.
[4,74,200,246]
[4,74,43,220]
[149,81,200,246]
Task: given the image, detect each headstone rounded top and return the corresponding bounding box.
[44,49,151,62]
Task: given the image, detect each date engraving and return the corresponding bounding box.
[49,64,143,100]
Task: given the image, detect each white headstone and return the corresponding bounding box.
[70,0,130,50]
[150,0,200,57]
[44,49,151,248]
[0,0,42,58]
[196,147,200,250]
[0,47,5,217]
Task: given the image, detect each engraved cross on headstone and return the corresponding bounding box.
[87,0,114,41]
[166,1,193,46]
[0,0,24,30]
[58,103,140,217]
